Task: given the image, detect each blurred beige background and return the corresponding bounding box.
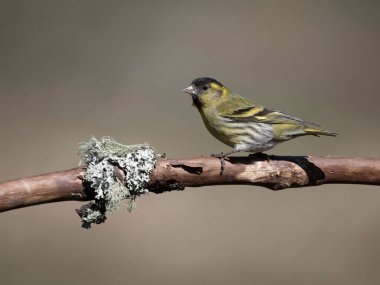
[1,0,380,284]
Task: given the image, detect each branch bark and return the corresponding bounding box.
[0,155,379,213]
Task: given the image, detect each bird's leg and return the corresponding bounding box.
[210,151,235,175]
[248,152,271,162]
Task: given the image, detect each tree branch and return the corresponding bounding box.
[0,155,379,213]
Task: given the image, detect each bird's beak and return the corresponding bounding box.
[181,84,198,95]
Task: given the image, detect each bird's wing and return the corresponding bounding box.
[219,94,317,126]
[217,94,265,118]
[218,94,336,139]
[252,109,323,128]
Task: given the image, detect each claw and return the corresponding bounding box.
[211,152,226,175]
[211,152,224,159]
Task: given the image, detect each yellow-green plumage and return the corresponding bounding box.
[182,77,336,155]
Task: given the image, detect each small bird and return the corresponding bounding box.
[182,77,337,171]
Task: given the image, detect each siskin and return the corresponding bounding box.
[182,77,337,163]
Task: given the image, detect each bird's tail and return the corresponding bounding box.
[303,128,338,137]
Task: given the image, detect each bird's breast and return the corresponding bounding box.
[198,107,238,147]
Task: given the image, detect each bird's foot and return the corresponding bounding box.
[211,152,225,159]
[248,152,271,162]
[210,152,226,175]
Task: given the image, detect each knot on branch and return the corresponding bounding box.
[77,137,156,229]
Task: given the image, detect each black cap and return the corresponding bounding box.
[191,77,223,88]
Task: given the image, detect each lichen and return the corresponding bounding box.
[76,137,156,228]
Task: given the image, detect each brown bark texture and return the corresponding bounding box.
[0,155,379,213]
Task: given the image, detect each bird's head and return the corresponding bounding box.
[182,77,229,109]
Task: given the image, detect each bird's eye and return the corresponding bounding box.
[202,85,209,90]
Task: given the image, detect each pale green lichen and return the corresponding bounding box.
[76,137,156,229]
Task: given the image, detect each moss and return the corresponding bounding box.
[76,137,156,228]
